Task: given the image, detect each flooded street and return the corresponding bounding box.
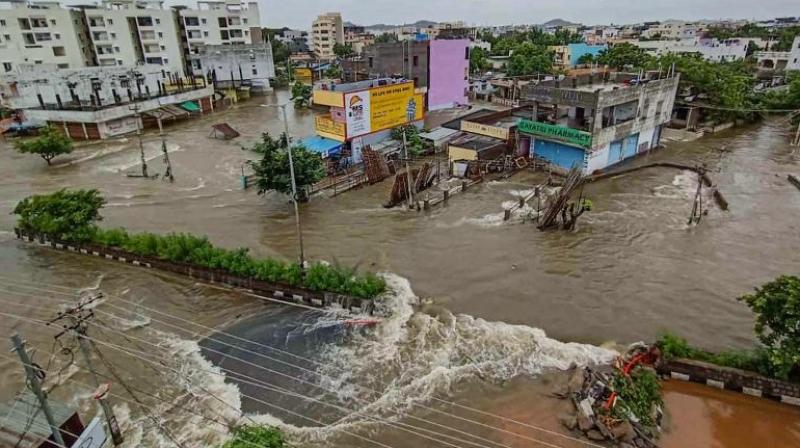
[1,89,800,447]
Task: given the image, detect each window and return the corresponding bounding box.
[158,32,163,38]
[413,55,418,66]
[57,63,68,69]
[117,60,123,65]
[243,18,248,24]
[137,17,154,27]
[218,17,227,28]
[54,33,60,40]
[203,31,209,37]
[155,18,161,25]
[368,57,373,68]
[3,35,10,41]
[201,18,207,24]
[50,19,56,26]
[52,46,65,56]
[465,47,469,59]
[221,30,229,40]
[114,46,120,52]
[160,45,165,50]
[2,62,11,72]
[0,20,5,27]
[655,100,665,118]
[110,32,116,39]
[184,17,199,27]
[108,19,113,25]
[252,68,257,75]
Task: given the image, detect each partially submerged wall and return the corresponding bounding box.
[14,230,374,315]
[658,358,800,406]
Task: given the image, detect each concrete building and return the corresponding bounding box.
[551,43,607,68]
[790,36,800,71]
[312,12,344,60]
[82,0,186,73]
[342,39,470,110]
[641,20,703,40]
[428,39,469,110]
[0,0,94,72]
[344,25,375,55]
[189,43,274,93]
[0,63,213,139]
[632,38,750,63]
[519,72,679,174]
[179,1,261,55]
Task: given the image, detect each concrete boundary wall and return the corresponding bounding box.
[658,358,800,406]
[14,230,374,315]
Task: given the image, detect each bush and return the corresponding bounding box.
[13,189,105,242]
[657,332,776,379]
[14,190,387,299]
[222,425,286,448]
[610,366,663,427]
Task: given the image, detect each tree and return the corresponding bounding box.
[596,43,652,70]
[13,189,105,242]
[375,33,398,44]
[15,125,73,165]
[290,82,312,108]
[739,276,800,380]
[248,132,325,202]
[333,42,355,59]
[576,53,595,65]
[391,125,426,155]
[325,63,342,79]
[506,42,553,76]
[469,47,489,74]
[222,425,286,448]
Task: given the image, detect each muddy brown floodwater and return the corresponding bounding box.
[1,90,799,447]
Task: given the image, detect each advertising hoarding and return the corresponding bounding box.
[344,82,424,138]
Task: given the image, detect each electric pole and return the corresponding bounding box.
[10,333,67,448]
[161,136,174,182]
[51,300,124,446]
[130,101,148,179]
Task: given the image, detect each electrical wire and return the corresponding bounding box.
[0,310,405,448]
[0,277,605,448]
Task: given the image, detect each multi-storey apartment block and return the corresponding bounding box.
[0,0,94,72]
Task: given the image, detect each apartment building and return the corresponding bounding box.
[0,1,94,73]
[312,12,344,60]
[1,0,263,77]
[83,0,185,73]
[189,43,274,92]
[179,0,261,58]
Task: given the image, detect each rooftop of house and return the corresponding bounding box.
[449,132,506,151]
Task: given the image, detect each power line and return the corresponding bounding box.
[0,278,603,448]
[1,292,576,448]
[0,310,403,448]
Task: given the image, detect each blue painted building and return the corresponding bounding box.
[568,43,607,66]
[518,72,679,174]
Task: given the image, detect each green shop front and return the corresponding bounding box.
[517,119,593,172]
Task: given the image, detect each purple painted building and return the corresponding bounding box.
[428,39,470,110]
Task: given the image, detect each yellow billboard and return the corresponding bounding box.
[315,116,346,142]
[294,67,313,85]
[313,89,345,107]
[369,82,425,133]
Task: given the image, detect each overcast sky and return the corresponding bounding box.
[164,0,798,30]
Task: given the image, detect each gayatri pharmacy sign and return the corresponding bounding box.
[518,119,593,148]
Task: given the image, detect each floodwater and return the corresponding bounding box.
[1,89,800,447]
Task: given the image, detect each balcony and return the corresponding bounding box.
[92,32,110,42]
[88,17,106,28]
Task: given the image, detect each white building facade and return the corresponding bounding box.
[633,37,750,62]
[179,1,261,56]
[0,1,94,72]
[789,36,800,71]
[189,43,274,92]
[83,0,185,73]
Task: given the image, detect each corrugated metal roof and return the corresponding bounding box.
[419,127,459,142]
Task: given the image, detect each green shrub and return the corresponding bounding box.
[222,425,286,448]
[14,191,387,299]
[610,366,663,428]
[657,332,777,379]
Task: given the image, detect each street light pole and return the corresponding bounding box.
[280,103,306,274]
[263,101,306,274]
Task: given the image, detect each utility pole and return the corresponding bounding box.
[130,101,148,179]
[10,333,67,448]
[402,130,415,209]
[51,300,124,446]
[161,134,174,182]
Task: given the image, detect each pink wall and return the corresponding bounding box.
[428,39,469,110]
